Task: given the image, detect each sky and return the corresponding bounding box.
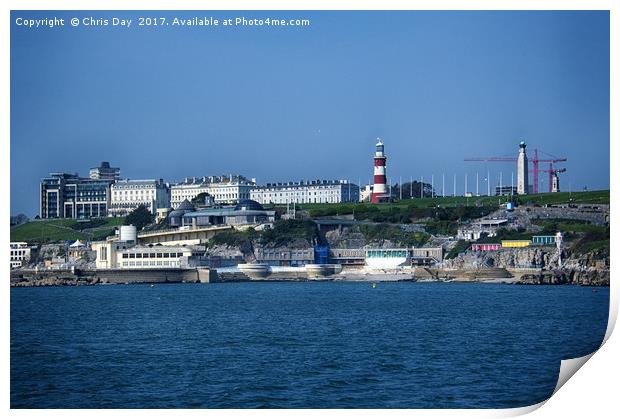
[10,10,610,216]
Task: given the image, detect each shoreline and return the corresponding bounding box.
[9,266,609,287]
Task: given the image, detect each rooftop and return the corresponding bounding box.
[183,208,275,217]
[255,179,357,189]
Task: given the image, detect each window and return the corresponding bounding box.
[156,253,163,258]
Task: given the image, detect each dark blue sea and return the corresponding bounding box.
[11,282,609,408]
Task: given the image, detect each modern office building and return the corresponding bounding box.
[250,179,359,204]
[40,172,113,219]
[495,186,518,196]
[170,175,256,208]
[89,161,120,181]
[109,179,170,216]
[10,242,31,269]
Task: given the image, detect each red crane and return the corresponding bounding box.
[464,148,567,193]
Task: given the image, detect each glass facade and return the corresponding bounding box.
[40,173,112,219]
[366,249,408,258]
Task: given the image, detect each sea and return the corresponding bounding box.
[10,282,609,409]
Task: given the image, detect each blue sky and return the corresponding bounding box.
[11,10,609,216]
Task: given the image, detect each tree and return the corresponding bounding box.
[124,205,154,230]
[191,192,209,205]
[392,181,435,200]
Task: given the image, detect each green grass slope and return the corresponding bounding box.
[10,217,126,244]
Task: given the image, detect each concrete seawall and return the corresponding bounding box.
[10,266,608,286]
[11,268,218,286]
[90,268,217,284]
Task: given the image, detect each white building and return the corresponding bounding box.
[517,141,529,195]
[91,225,204,269]
[209,182,254,205]
[170,175,256,208]
[110,179,170,216]
[360,184,373,202]
[250,180,359,205]
[89,161,120,180]
[92,240,199,270]
[457,219,508,241]
[10,242,31,269]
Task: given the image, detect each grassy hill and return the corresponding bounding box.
[10,217,126,244]
[291,189,609,218]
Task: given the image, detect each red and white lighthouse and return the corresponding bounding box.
[371,139,389,204]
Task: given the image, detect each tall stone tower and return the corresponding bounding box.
[371,139,389,204]
[517,141,529,195]
[551,171,560,193]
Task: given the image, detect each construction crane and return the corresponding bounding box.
[464,148,567,193]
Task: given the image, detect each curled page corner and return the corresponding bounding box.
[553,352,595,395]
[550,291,617,399]
[497,400,546,417]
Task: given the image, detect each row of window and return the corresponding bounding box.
[254,197,346,204]
[172,192,251,200]
[171,189,251,197]
[121,260,179,267]
[77,191,106,196]
[121,252,185,259]
[113,190,159,195]
[112,184,162,190]
[253,191,346,198]
[366,250,409,258]
[10,250,28,256]
[258,253,313,259]
[111,201,155,207]
[253,185,354,192]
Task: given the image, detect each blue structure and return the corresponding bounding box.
[532,235,556,245]
[314,245,329,264]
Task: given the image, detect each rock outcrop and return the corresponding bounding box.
[441,247,609,286]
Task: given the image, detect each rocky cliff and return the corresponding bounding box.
[441,247,609,286]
